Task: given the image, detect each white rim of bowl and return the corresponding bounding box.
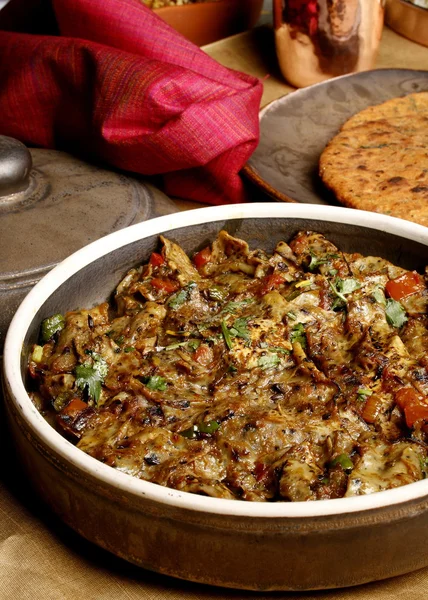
[4,203,428,518]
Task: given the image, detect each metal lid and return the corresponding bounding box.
[0,135,178,350]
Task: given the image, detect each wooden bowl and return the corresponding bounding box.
[153,0,264,46]
[4,204,428,591]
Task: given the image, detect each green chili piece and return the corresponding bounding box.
[179,420,220,439]
[208,286,227,302]
[198,420,220,434]
[40,313,65,343]
[330,453,353,472]
[143,375,167,391]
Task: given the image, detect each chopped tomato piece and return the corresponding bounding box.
[193,344,213,366]
[149,252,165,267]
[258,273,285,296]
[395,387,428,427]
[57,398,90,439]
[151,278,179,293]
[193,246,212,269]
[385,271,425,301]
[361,394,382,424]
[60,398,88,419]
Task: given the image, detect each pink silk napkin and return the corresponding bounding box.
[0,0,263,204]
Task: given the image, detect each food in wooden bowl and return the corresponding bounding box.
[4,204,428,590]
[143,0,264,46]
[29,228,428,502]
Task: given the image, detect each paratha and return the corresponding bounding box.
[319,92,428,227]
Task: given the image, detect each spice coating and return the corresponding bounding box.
[29,231,428,501]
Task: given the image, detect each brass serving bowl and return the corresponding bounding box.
[152,0,263,46]
[386,0,428,47]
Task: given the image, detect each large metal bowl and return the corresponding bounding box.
[3,203,428,591]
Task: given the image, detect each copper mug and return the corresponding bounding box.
[273,0,385,88]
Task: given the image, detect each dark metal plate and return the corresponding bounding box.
[244,68,428,204]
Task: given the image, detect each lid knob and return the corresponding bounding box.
[0,135,32,198]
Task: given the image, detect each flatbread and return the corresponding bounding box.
[319,92,428,227]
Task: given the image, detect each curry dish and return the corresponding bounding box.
[29,231,428,502]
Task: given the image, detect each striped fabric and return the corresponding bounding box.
[0,0,263,204]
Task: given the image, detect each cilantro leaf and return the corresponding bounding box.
[143,375,167,391]
[290,322,306,347]
[221,320,233,350]
[308,252,339,272]
[168,282,197,309]
[229,317,251,342]
[336,278,361,296]
[372,286,386,306]
[329,278,361,306]
[75,353,108,405]
[258,353,280,369]
[267,346,291,355]
[385,298,408,328]
[221,299,254,314]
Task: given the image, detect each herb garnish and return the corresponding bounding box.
[385,298,408,328]
[168,282,197,309]
[143,375,168,391]
[258,353,280,369]
[221,299,254,314]
[221,320,233,350]
[329,277,361,309]
[372,286,386,305]
[308,252,340,272]
[229,317,251,342]
[75,352,108,404]
[290,322,306,347]
[164,341,188,351]
[221,316,252,349]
